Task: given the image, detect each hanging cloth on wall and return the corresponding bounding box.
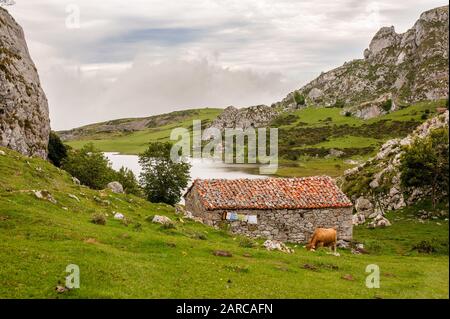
[247,215,258,224]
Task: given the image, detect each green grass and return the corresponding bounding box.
[0,146,448,298]
[298,136,382,149]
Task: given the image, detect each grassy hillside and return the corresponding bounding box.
[0,146,448,298]
[63,101,447,178]
[274,100,447,177]
[64,108,222,154]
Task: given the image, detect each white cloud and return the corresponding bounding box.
[6,0,448,129]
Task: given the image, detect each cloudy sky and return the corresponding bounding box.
[6,0,447,130]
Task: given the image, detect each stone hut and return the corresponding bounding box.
[184,176,353,243]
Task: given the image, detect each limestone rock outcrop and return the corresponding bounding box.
[207,105,279,131]
[0,7,50,158]
[339,111,449,217]
[273,6,449,119]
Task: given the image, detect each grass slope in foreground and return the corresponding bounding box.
[0,146,448,298]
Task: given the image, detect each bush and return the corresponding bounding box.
[133,222,143,232]
[400,128,449,208]
[293,92,305,106]
[91,214,106,225]
[160,222,176,230]
[333,99,345,108]
[48,132,68,167]
[114,167,142,196]
[62,143,115,190]
[239,237,257,248]
[412,240,436,254]
[381,99,393,112]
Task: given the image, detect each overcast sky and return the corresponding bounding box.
[6,0,448,130]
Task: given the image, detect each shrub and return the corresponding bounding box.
[412,240,436,254]
[91,214,106,225]
[48,132,68,167]
[293,91,305,106]
[400,128,449,208]
[114,167,142,196]
[344,111,352,117]
[160,222,176,230]
[381,99,393,112]
[62,143,116,189]
[133,222,143,232]
[239,237,257,248]
[333,99,345,108]
[224,265,249,273]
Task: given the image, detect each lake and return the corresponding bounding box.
[104,152,266,184]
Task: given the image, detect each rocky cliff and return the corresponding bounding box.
[207,105,280,131]
[0,7,50,158]
[338,110,449,226]
[273,5,449,119]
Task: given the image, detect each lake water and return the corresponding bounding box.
[104,152,266,183]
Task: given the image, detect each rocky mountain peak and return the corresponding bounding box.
[208,104,280,131]
[274,5,449,119]
[0,7,50,158]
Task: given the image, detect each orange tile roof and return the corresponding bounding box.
[186,176,353,210]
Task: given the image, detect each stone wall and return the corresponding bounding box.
[185,189,353,243]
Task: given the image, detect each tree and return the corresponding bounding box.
[48,131,68,167]
[139,142,191,205]
[114,167,142,196]
[400,128,449,208]
[381,99,393,112]
[61,143,115,189]
[293,91,305,106]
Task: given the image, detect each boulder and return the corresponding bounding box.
[263,240,294,254]
[68,194,80,202]
[355,197,374,216]
[0,150,5,156]
[337,239,350,248]
[352,213,366,225]
[152,215,173,225]
[72,177,81,185]
[33,190,57,204]
[113,212,125,220]
[107,181,124,194]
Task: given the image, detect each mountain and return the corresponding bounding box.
[0,7,50,158]
[273,5,449,119]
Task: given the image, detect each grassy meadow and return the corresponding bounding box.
[0,146,448,298]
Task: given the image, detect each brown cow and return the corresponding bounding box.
[306,227,337,253]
